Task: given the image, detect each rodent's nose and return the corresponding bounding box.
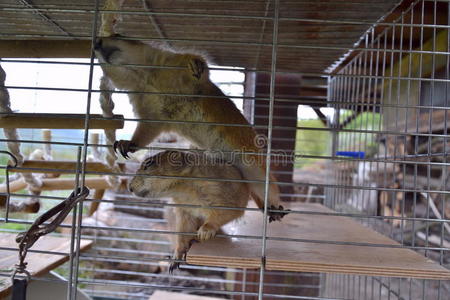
[94,38,102,50]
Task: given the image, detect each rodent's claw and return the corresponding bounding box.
[197,223,217,241]
[113,140,137,159]
[189,58,206,80]
[168,262,180,274]
[268,205,290,222]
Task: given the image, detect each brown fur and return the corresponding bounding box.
[128,151,249,271]
[94,36,286,220]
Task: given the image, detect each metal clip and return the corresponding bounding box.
[15,186,90,249]
[0,150,18,221]
[12,186,90,282]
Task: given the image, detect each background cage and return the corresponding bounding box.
[0,0,450,299]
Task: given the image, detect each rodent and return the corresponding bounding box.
[128,150,250,272]
[94,35,288,222]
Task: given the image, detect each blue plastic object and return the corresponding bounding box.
[336,151,365,159]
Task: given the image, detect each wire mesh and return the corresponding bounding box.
[0,0,449,300]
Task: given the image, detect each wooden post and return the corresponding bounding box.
[89,189,105,216]
[245,73,302,201]
[90,132,102,161]
[42,129,52,159]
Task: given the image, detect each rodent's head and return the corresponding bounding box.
[128,151,188,198]
[94,35,149,65]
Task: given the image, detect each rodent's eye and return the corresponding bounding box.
[142,158,156,170]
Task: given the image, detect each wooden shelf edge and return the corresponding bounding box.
[0,113,124,129]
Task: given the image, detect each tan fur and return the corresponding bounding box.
[94,36,285,218]
[128,151,249,270]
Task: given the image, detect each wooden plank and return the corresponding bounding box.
[0,177,111,193]
[0,40,91,58]
[0,233,92,298]
[0,113,124,130]
[10,160,121,174]
[39,177,111,190]
[393,109,450,134]
[149,291,223,300]
[187,203,450,280]
[0,179,27,193]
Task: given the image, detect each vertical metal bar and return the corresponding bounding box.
[69,0,100,299]
[241,268,247,300]
[4,165,10,221]
[412,0,426,252]
[257,0,279,299]
[402,1,416,249]
[356,45,364,211]
[67,146,82,300]
[437,4,450,300]
[360,32,370,213]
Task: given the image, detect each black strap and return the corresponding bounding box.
[11,278,27,300]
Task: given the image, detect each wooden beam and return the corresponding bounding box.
[312,108,327,126]
[0,113,124,129]
[0,177,111,193]
[0,179,27,193]
[0,40,91,58]
[10,160,121,174]
[40,177,111,190]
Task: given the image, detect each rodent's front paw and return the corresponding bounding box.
[113,140,137,159]
[188,58,206,79]
[268,205,291,223]
[197,223,217,241]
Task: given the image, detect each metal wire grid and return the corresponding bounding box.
[0,0,448,299]
[327,0,450,299]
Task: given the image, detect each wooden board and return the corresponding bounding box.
[0,233,92,298]
[0,177,111,193]
[0,113,124,130]
[187,203,450,280]
[149,291,222,300]
[10,160,119,174]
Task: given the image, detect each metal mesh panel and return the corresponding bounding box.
[0,0,449,299]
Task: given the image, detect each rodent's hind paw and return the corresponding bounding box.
[113,140,137,159]
[168,261,180,274]
[188,58,206,79]
[268,205,291,223]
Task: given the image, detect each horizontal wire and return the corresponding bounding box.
[75,277,338,300]
[6,82,450,112]
[4,191,449,225]
[74,266,322,289]
[1,4,450,30]
[5,164,450,196]
[0,31,449,56]
[1,218,448,251]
